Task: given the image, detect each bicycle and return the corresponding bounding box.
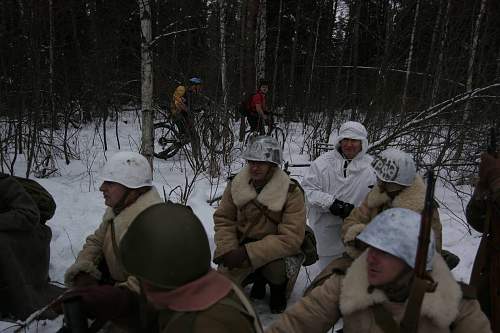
[154,108,235,160]
[243,117,285,150]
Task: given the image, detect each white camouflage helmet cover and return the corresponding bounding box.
[372,148,416,186]
[334,121,369,157]
[357,208,435,271]
[101,151,153,188]
[242,135,282,166]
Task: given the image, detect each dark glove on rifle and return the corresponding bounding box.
[222,247,248,269]
[57,285,137,321]
[329,199,355,219]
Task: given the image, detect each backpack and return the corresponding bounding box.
[238,93,254,117]
[14,176,56,224]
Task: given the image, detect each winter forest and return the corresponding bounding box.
[0,0,499,331]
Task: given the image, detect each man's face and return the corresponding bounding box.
[260,85,269,94]
[340,138,362,159]
[366,247,408,286]
[248,160,273,183]
[378,179,405,198]
[99,181,128,208]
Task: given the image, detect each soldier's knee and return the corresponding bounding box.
[261,259,287,285]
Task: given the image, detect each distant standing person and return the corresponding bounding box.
[246,80,270,135]
[466,152,500,329]
[301,121,376,270]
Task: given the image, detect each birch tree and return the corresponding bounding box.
[139,0,154,167]
[219,0,229,113]
[401,0,420,115]
[256,0,266,82]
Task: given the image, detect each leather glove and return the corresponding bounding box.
[222,247,249,269]
[72,272,99,287]
[329,199,355,219]
[55,285,137,321]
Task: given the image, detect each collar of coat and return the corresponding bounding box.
[367,175,425,212]
[102,187,163,242]
[230,165,290,212]
[340,251,462,328]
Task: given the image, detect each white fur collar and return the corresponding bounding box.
[230,166,290,212]
[102,187,163,242]
[367,175,425,213]
[340,252,462,328]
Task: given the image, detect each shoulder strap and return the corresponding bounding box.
[230,283,264,333]
[372,303,401,333]
[109,220,129,280]
[159,310,196,333]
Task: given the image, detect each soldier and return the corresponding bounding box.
[301,121,376,270]
[64,151,163,292]
[0,174,55,320]
[466,152,500,329]
[119,202,262,332]
[342,148,443,259]
[213,136,306,313]
[267,208,492,333]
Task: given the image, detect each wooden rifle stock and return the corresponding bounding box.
[400,170,437,333]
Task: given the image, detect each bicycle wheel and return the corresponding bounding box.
[244,130,260,147]
[271,126,286,149]
[202,123,235,154]
[153,122,181,159]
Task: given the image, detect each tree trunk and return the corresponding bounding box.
[271,0,282,110]
[256,0,266,83]
[286,0,301,120]
[219,0,229,113]
[401,0,420,115]
[139,0,154,168]
[238,0,260,142]
[455,0,487,160]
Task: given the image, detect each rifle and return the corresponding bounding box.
[400,169,438,333]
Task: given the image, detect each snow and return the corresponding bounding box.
[0,111,481,332]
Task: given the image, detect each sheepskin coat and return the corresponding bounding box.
[342,175,442,258]
[64,188,162,291]
[213,166,306,283]
[266,252,491,333]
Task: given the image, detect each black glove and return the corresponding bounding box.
[222,247,249,269]
[329,199,355,219]
[54,285,137,321]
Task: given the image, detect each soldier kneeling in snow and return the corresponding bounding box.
[213,136,306,313]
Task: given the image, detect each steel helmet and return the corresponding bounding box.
[101,151,152,188]
[188,77,202,85]
[120,202,211,289]
[242,135,282,166]
[371,148,416,186]
[357,208,435,271]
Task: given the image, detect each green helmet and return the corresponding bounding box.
[120,202,211,289]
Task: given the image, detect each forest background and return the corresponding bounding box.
[1,0,499,190]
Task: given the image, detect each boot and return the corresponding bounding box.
[269,282,287,314]
[250,275,267,300]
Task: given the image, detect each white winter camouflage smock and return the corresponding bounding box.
[301,121,376,257]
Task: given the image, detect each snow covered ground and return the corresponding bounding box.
[0,111,482,332]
